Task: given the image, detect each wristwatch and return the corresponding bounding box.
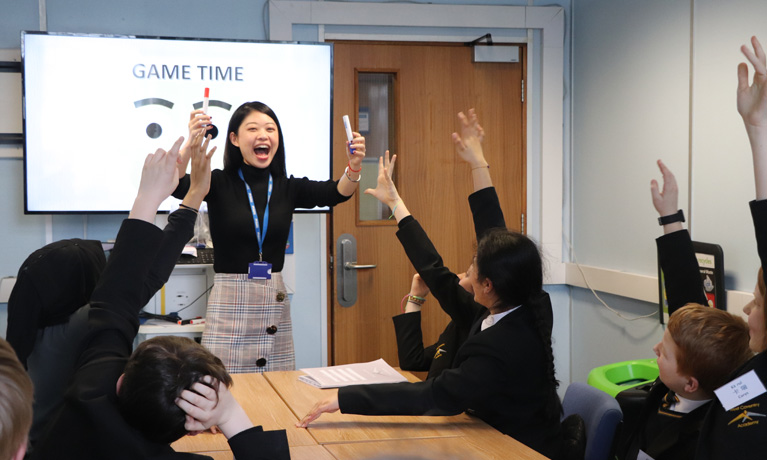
[658,209,685,226]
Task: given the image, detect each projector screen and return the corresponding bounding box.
[22,32,333,213]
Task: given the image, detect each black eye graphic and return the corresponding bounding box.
[146,122,162,139]
[134,98,174,139]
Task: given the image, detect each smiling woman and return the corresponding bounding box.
[171,101,367,373]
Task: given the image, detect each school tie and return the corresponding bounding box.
[661,391,680,411]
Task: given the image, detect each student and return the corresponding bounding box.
[0,337,33,460]
[393,110,505,379]
[27,132,289,459]
[694,35,767,459]
[298,146,563,458]
[173,103,366,373]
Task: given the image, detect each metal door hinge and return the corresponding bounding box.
[521,80,525,103]
[521,213,526,234]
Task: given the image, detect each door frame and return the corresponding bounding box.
[268,1,565,366]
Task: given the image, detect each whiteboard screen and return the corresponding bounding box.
[22,32,333,213]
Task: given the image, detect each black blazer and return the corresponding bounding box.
[340,211,562,459]
[392,187,506,379]
[695,199,767,459]
[31,211,290,460]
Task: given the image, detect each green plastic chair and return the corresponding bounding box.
[587,359,659,397]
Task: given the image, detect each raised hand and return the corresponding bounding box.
[452,108,486,167]
[363,150,400,209]
[650,159,679,217]
[347,131,367,171]
[296,393,340,428]
[738,36,767,130]
[178,110,213,178]
[183,129,216,210]
[130,136,184,222]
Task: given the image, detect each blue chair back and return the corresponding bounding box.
[562,382,623,460]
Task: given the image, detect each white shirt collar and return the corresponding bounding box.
[481,305,521,331]
[670,394,710,414]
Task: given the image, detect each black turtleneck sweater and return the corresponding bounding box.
[173,164,351,273]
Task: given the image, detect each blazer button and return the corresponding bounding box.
[266,325,278,335]
[276,291,286,302]
[256,358,267,367]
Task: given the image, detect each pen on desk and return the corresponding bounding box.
[178,317,205,325]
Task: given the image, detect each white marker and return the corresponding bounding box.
[202,87,210,114]
[342,115,354,143]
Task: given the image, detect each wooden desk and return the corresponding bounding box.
[263,370,472,444]
[174,370,548,460]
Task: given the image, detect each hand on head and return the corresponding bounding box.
[130,137,184,222]
[296,393,340,428]
[650,159,679,217]
[175,376,252,439]
[363,150,400,209]
[738,36,767,130]
[452,108,487,167]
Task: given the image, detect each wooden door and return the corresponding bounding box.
[330,41,525,372]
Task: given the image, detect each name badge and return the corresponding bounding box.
[714,369,767,411]
[248,261,272,280]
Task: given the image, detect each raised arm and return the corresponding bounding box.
[651,160,707,314]
[738,36,767,200]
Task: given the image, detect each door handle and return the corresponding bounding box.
[336,233,374,307]
[345,262,377,270]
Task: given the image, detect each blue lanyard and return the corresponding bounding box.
[238,169,272,261]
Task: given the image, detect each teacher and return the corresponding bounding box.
[174,102,365,372]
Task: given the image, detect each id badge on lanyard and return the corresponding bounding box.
[239,169,273,280]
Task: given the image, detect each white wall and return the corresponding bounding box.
[569,0,767,378]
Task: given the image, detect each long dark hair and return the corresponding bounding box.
[223,101,287,177]
[475,229,561,417]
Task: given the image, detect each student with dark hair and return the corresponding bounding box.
[26,132,289,459]
[173,103,366,373]
[393,110,505,379]
[0,337,33,460]
[298,130,563,458]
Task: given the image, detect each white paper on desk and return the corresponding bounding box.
[298,358,407,388]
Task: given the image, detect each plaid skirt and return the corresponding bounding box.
[202,272,295,373]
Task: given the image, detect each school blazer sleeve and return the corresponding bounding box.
[468,186,506,241]
[655,229,707,316]
[396,216,482,327]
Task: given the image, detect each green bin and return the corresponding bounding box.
[587,359,659,397]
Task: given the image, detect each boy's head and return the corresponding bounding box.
[654,304,752,397]
[117,335,232,444]
[0,338,34,460]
